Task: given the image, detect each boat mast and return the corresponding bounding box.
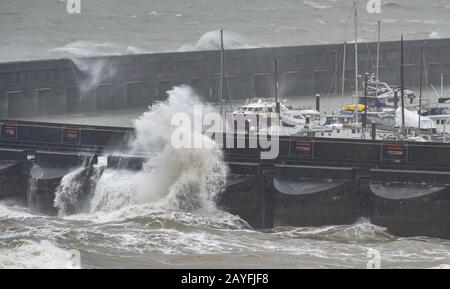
[418,41,425,133]
[401,35,406,136]
[353,1,359,123]
[364,73,368,129]
[342,42,347,98]
[219,29,224,117]
[375,20,381,97]
[274,58,279,114]
[273,58,281,128]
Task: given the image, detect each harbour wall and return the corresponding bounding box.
[0,119,131,152]
[1,38,450,118]
[4,119,450,169]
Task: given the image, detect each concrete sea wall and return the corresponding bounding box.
[1,39,450,118]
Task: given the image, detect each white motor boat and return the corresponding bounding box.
[362,77,418,108]
[421,106,450,134]
[232,98,308,130]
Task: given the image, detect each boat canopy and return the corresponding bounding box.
[342,104,366,112]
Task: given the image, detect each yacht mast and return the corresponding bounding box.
[219,29,224,117]
[274,58,279,114]
[418,41,425,132]
[401,35,405,135]
[342,42,347,98]
[375,20,381,97]
[273,58,281,128]
[353,1,359,122]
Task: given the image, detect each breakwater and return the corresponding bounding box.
[1,39,450,118]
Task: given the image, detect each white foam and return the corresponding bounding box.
[147,11,183,17]
[431,264,450,269]
[178,30,254,51]
[54,165,105,216]
[49,41,146,57]
[130,86,227,211]
[0,204,36,220]
[70,57,118,93]
[0,240,80,269]
[54,167,87,216]
[430,31,441,39]
[65,203,247,229]
[89,169,140,213]
[303,1,330,9]
[64,86,228,220]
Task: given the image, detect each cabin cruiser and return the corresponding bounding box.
[335,104,394,126]
[307,113,396,140]
[321,112,359,129]
[232,98,310,130]
[306,109,370,139]
[421,106,450,134]
[304,105,397,140]
[361,77,418,108]
[438,98,450,108]
[312,127,373,140]
[294,109,321,129]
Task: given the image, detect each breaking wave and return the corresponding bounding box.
[49,41,146,57]
[430,31,441,39]
[303,1,331,10]
[382,1,404,9]
[54,164,105,216]
[55,86,228,220]
[272,219,395,243]
[0,240,80,269]
[0,204,36,220]
[178,30,254,51]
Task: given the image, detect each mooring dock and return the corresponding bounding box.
[1,119,450,239]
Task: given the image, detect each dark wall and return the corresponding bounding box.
[1,38,450,117]
[0,119,131,152]
[4,119,450,172]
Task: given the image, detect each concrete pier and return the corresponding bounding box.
[272,165,359,227]
[0,119,131,152]
[28,151,97,215]
[0,148,30,204]
[1,121,450,238]
[370,169,450,238]
[218,162,273,229]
